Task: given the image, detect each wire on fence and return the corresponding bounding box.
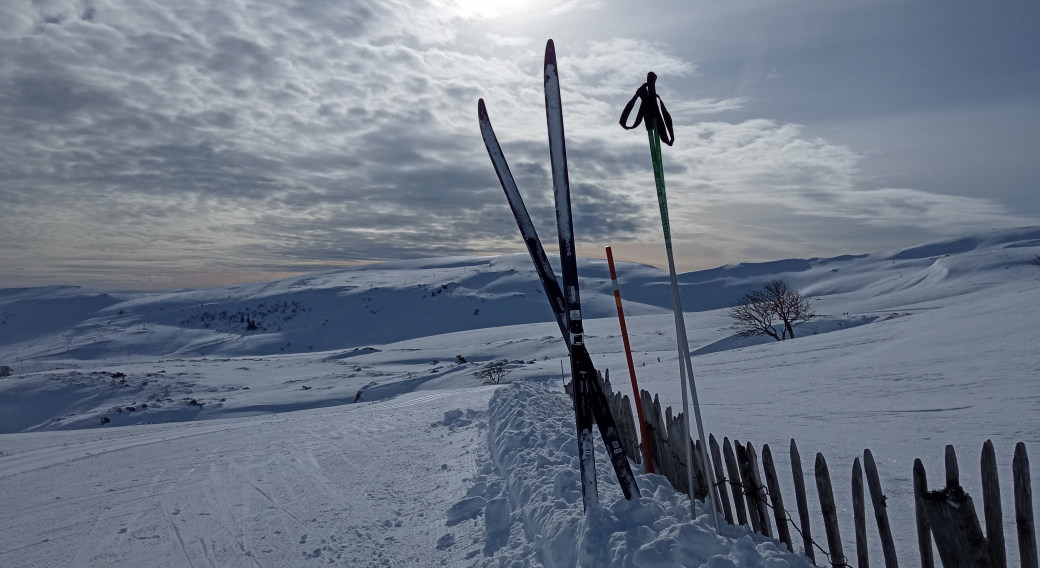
[710,476,857,568]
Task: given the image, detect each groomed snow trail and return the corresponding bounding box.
[470,381,815,568]
[0,386,498,567]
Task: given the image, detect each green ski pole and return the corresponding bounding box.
[621,72,722,533]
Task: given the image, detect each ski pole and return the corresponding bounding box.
[605,246,655,473]
[620,72,721,533]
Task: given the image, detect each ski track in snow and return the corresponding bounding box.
[0,386,498,567]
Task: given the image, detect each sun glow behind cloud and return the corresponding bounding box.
[451,0,540,19]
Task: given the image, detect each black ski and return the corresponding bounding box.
[543,39,639,504]
[476,41,639,508]
[477,99,568,342]
[479,98,638,505]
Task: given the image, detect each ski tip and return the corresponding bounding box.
[544,39,556,69]
[478,98,486,119]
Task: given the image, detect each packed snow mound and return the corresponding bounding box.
[474,381,815,567]
[1,226,1037,364]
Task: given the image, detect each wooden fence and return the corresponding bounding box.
[581,371,1038,568]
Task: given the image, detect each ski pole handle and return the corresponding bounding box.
[619,72,674,145]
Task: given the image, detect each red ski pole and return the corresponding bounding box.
[605,246,655,473]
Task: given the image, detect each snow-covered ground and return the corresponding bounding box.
[1,226,1038,567]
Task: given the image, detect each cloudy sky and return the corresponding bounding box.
[2,0,1038,289]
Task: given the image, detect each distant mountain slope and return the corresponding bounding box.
[1,226,1037,362]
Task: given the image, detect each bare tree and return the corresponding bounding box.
[729,280,815,341]
[762,279,816,339]
[475,361,511,385]
[0,365,11,377]
[730,290,785,341]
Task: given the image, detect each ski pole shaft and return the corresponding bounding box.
[646,119,722,534]
[605,246,655,474]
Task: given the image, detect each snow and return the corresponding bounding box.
[478,381,814,567]
[1,226,1039,567]
[0,386,499,566]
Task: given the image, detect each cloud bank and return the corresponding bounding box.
[0,0,1031,287]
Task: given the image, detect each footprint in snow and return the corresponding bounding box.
[299,534,307,544]
[436,534,455,549]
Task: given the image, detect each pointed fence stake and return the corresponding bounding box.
[763,444,793,551]
[693,437,710,500]
[914,459,936,568]
[815,452,846,567]
[791,440,816,564]
[981,440,1007,568]
[710,434,734,524]
[863,449,899,568]
[853,457,870,568]
[921,481,990,567]
[747,443,773,538]
[946,444,960,487]
[1014,442,1038,568]
[736,440,763,534]
[725,437,749,527]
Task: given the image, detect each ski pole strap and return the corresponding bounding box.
[619,71,674,146]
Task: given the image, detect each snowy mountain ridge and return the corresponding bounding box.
[3,226,1038,363]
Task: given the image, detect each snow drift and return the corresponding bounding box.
[475,381,815,567]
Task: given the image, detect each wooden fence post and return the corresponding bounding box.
[981,440,1006,568]
[657,396,670,482]
[725,437,749,527]
[815,452,845,567]
[853,457,869,568]
[745,443,773,538]
[946,444,960,487]
[672,410,689,496]
[921,485,991,568]
[666,407,686,495]
[736,440,763,534]
[655,392,668,475]
[692,438,710,501]
[643,391,666,480]
[913,459,935,568]
[710,434,735,525]
[1014,442,1038,568]
[621,394,641,464]
[791,439,816,564]
[863,449,899,568]
[762,444,793,551]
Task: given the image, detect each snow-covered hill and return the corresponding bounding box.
[1,226,1038,567]
[3,226,1038,363]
